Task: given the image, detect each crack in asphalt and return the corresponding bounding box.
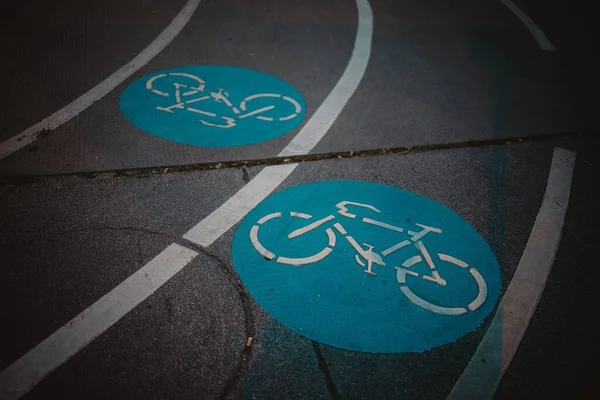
[179,239,256,400]
[179,239,343,400]
[241,167,250,184]
[312,341,343,400]
[0,131,585,185]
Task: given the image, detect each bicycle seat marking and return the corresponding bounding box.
[119,66,306,147]
[232,181,502,353]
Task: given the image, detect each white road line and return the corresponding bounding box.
[0,0,203,161]
[278,0,373,158]
[183,163,299,246]
[500,0,555,51]
[0,1,373,397]
[0,244,198,400]
[184,0,373,246]
[447,147,575,400]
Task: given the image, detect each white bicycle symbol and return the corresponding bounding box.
[250,201,488,316]
[146,72,302,129]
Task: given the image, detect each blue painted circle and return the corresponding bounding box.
[119,66,306,147]
[232,181,501,353]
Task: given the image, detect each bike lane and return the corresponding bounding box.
[1,139,574,398]
[310,0,583,154]
[0,0,575,176]
[228,141,567,399]
[494,136,597,398]
[1,0,361,396]
[0,0,356,175]
[0,0,188,143]
[0,167,249,378]
[0,0,588,398]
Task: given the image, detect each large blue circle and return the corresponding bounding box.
[119,66,306,147]
[232,181,501,353]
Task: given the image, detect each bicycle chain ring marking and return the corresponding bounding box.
[119,66,306,147]
[232,181,502,353]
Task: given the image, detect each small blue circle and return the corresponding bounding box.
[119,66,306,147]
[232,181,501,353]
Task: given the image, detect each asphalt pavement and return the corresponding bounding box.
[1,0,598,399]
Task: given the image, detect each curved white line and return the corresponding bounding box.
[0,0,203,161]
[279,113,298,121]
[184,0,372,246]
[244,93,281,101]
[250,226,276,260]
[402,255,422,268]
[146,74,167,89]
[277,246,333,266]
[146,73,169,96]
[467,268,488,311]
[400,286,467,316]
[500,0,555,51]
[326,228,336,247]
[169,72,206,91]
[0,2,373,398]
[395,267,408,284]
[257,212,282,225]
[283,95,302,113]
[287,215,335,239]
[240,93,285,117]
[290,212,312,219]
[238,106,276,120]
[439,253,469,269]
[448,148,575,399]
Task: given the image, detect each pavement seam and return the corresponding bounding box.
[0,131,587,185]
[178,239,255,400]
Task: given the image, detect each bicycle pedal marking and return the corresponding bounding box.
[232,181,502,353]
[119,66,306,147]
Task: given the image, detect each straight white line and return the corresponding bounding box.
[500,0,555,51]
[0,0,203,161]
[0,1,373,396]
[362,217,404,232]
[184,163,299,247]
[447,147,575,400]
[288,215,336,239]
[278,0,372,157]
[0,244,198,400]
[184,0,373,246]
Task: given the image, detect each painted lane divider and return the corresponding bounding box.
[447,148,575,399]
[0,0,373,397]
[0,244,198,400]
[500,0,555,51]
[0,0,203,161]
[183,0,373,244]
